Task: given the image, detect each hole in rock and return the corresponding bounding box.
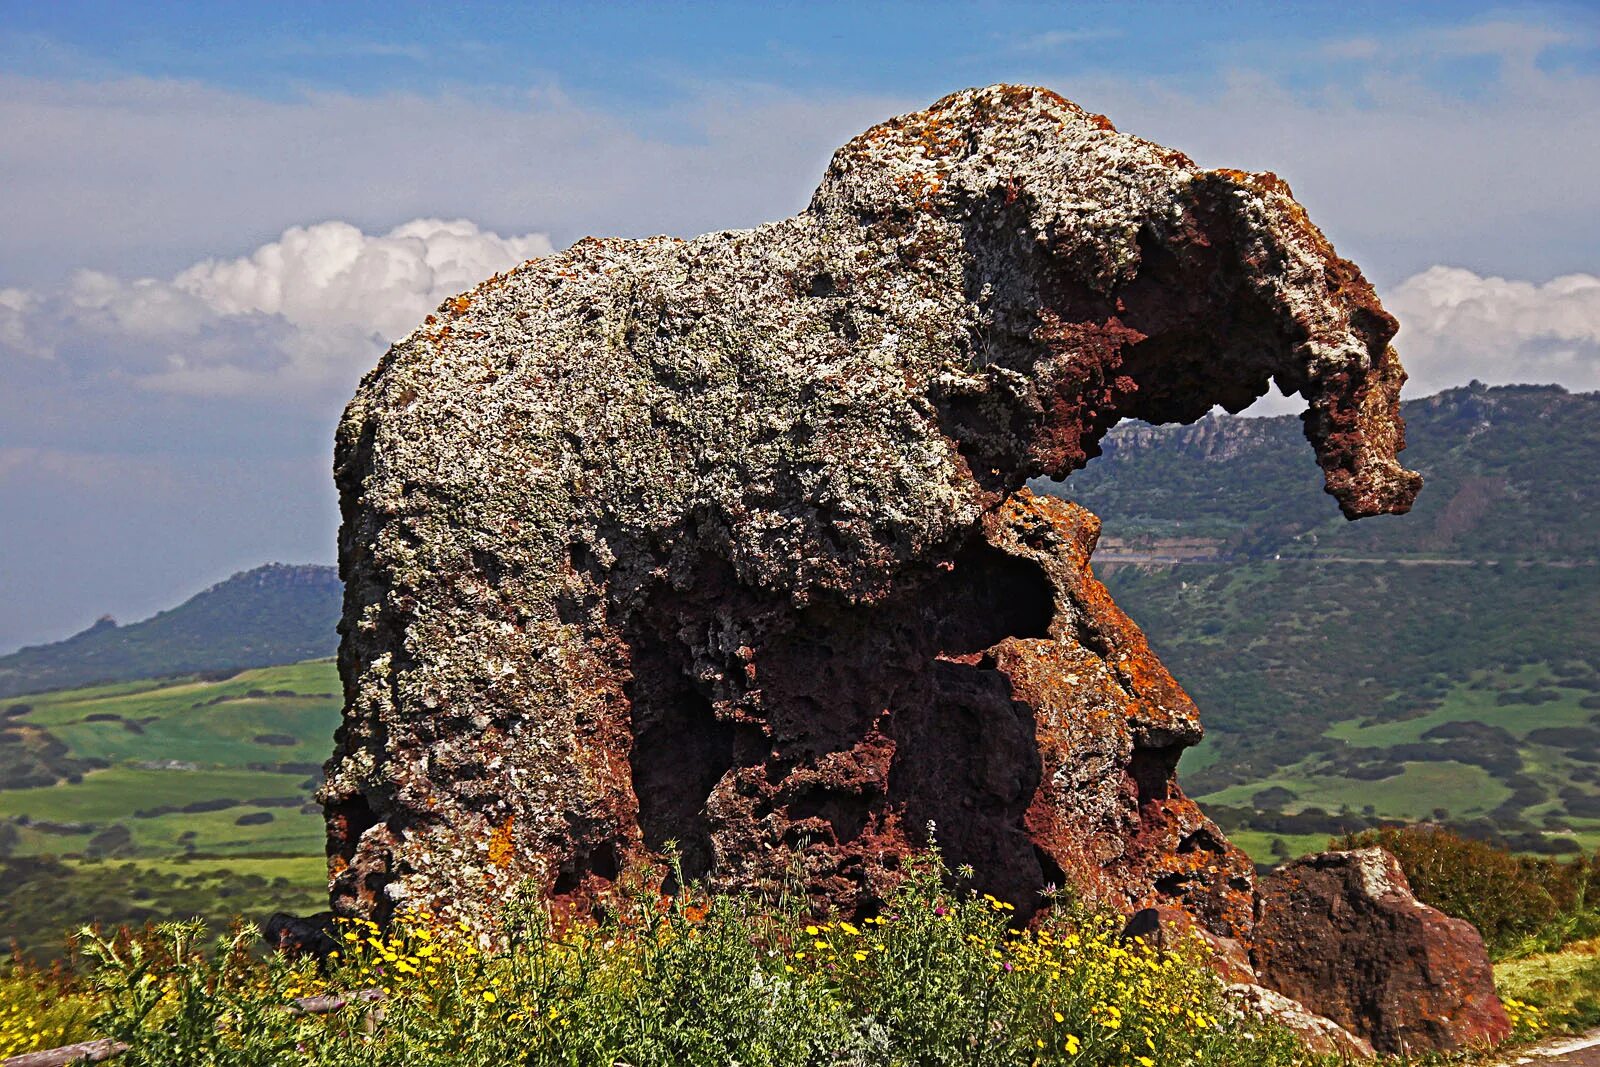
[1128,745,1182,808]
[624,610,734,886]
[1177,828,1225,856]
[327,794,379,866]
[929,541,1055,656]
[618,526,1061,911]
[786,788,872,846]
[887,657,1047,917]
[552,838,622,895]
[1154,872,1191,896]
[1033,844,1067,889]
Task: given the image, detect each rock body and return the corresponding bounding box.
[325,86,1422,933]
[1254,849,1512,1054]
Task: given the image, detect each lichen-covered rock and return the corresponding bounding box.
[1253,849,1511,1054]
[1122,905,1256,985]
[324,85,1420,930]
[1227,984,1376,1061]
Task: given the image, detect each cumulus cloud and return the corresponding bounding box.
[1387,267,1600,396]
[0,217,552,396]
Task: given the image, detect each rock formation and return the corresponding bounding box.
[325,84,1474,1044]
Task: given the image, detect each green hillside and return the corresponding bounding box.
[0,662,340,956]
[0,563,340,699]
[1039,383,1600,860]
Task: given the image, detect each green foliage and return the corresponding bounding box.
[0,856,327,961]
[1056,383,1600,563]
[74,856,1322,1067]
[1495,938,1600,1035]
[0,663,334,958]
[1338,826,1600,959]
[1041,384,1600,839]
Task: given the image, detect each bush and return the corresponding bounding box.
[76,854,1319,1067]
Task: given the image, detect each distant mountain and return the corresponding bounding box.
[0,564,340,699]
[1037,383,1600,852]
[1049,381,1600,563]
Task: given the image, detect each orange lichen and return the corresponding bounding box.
[487,816,516,870]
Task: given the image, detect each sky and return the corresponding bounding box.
[1,0,1598,652]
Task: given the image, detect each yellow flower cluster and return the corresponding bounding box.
[774,894,1232,1064]
[328,912,508,1009]
[1501,994,1544,1034]
[0,970,85,1058]
[61,863,1312,1065]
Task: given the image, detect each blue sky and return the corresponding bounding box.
[9,2,1594,106]
[1,1,1598,651]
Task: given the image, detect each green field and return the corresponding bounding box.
[1326,665,1598,747]
[1199,760,1512,821]
[0,662,340,956]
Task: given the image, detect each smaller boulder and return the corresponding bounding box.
[1121,905,1256,985]
[1228,983,1375,1060]
[1254,848,1511,1054]
[264,911,339,959]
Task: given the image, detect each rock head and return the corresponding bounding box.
[325,85,1420,948]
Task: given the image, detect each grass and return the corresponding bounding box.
[1495,937,1600,1035]
[1199,761,1511,822]
[1223,831,1333,865]
[12,661,340,771]
[1325,666,1596,747]
[0,766,311,822]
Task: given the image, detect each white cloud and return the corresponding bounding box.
[1009,29,1120,53]
[175,218,551,339]
[0,217,552,396]
[1387,266,1600,395]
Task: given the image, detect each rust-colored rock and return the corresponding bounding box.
[1122,904,1256,986]
[1254,849,1512,1054]
[324,85,1420,946]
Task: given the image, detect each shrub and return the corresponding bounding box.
[1339,825,1598,957]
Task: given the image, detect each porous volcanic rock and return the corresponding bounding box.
[1122,904,1256,985]
[324,85,1421,931]
[1253,849,1511,1054]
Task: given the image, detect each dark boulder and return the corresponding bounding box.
[1253,848,1511,1054]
